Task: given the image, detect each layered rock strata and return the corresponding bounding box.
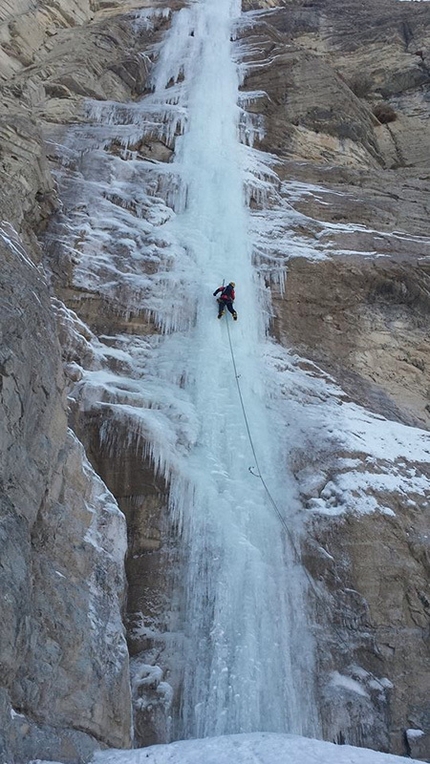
[239,0,430,756]
[0,0,144,759]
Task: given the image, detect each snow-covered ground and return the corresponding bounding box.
[91,733,423,764]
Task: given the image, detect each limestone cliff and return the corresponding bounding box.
[0,0,429,761]
[238,2,430,756]
[0,0,134,760]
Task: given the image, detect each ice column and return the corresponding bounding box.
[150,0,317,740]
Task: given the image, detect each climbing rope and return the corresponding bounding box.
[225,315,331,604]
[225,316,303,561]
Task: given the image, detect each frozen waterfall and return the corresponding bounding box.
[149,0,318,741]
[49,0,319,744]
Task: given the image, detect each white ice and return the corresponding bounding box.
[144,0,317,740]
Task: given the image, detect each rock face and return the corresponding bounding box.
[238,0,430,756]
[0,223,132,760]
[0,0,429,761]
[0,1,134,760]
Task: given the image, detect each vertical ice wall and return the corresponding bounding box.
[47,0,318,743]
[149,0,317,741]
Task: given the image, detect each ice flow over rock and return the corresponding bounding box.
[146,0,318,740]
[50,0,320,742]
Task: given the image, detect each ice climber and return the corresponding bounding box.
[213,282,237,320]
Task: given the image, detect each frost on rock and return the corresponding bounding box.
[263,342,430,518]
[22,429,132,748]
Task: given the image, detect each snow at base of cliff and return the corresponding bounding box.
[89,733,421,764]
